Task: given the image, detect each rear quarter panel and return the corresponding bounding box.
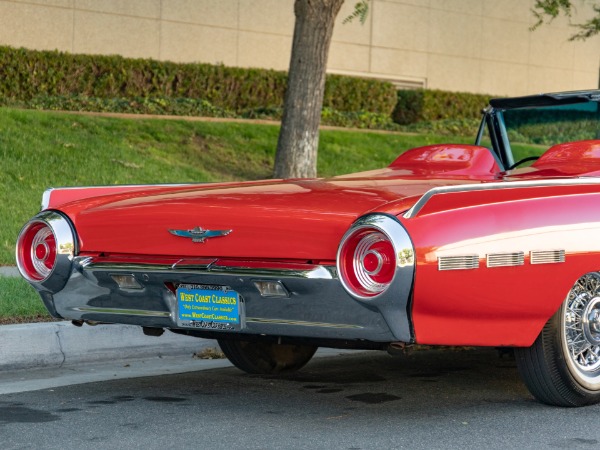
[402,184,600,347]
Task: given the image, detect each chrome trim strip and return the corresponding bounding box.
[41,184,190,210]
[246,317,363,329]
[75,307,172,318]
[69,311,361,328]
[486,252,525,268]
[209,264,336,279]
[531,250,566,265]
[77,258,337,280]
[41,189,53,211]
[404,178,600,219]
[438,255,479,271]
[172,259,217,270]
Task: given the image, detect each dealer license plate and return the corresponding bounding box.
[176,284,242,331]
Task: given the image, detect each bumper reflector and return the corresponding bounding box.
[111,274,143,290]
[253,280,289,298]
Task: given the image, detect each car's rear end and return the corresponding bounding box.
[16,178,422,350]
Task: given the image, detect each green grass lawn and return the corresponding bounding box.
[0,276,50,323]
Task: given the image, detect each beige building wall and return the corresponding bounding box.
[0,0,598,96]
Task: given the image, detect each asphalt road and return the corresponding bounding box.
[1,348,599,450]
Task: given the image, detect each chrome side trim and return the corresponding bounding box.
[246,317,363,329]
[438,255,479,271]
[531,250,566,265]
[77,257,337,280]
[404,178,600,219]
[486,252,525,268]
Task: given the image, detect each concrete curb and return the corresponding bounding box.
[0,266,19,277]
[0,321,217,371]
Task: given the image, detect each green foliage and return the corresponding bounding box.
[507,119,600,145]
[1,95,235,117]
[321,108,400,130]
[402,118,482,137]
[531,0,574,28]
[392,90,424,125]
[342,0,370,24]
[531,0,600,40]
[393,89,492,125]
[0,46,502,132]
[324,74,397,115]
[0,45,397,115]
[421,90,490,121]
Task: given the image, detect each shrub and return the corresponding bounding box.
[0,45,396,114]
[0,45,502,135]
[393,89,493,125]
[392,90,424,124]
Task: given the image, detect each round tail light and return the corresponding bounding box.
[17,221,57,281]
[16,211,76,290]
[337,215,414,300]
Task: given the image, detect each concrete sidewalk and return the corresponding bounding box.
[0,320,354,395]
[1,266,218,371]
[0,321,217,371]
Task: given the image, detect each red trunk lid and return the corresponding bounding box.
[58,175,465,261]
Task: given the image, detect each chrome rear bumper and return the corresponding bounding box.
[37,256,414,345]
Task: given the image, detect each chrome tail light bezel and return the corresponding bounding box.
[16,211,77,292]
[336,214,415,301]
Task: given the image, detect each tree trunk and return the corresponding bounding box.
[273,0,344,179]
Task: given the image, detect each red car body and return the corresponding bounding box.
[17,90,600,406]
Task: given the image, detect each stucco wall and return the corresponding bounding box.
[0,0,598,96]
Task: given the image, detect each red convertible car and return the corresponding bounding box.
[17,90,600,406]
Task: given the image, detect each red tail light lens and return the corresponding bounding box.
[338,227,397,299]
[16,211,76,290]
[17,221,57,281]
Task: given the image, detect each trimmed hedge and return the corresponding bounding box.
[0,46,397,114]
[393,89,492,125]
[0,45,501,132]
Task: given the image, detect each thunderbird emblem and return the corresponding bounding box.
[168,227,232,243]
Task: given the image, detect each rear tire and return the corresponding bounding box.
[218,339,318,375]
[515,273,600,406]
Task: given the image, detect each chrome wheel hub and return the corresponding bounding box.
[564,275,600,373]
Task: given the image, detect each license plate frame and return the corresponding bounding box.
[176,283,243,331]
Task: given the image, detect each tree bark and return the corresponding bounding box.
[273,0,344,179]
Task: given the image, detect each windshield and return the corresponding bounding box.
[479,98,600,169]
[503,101,599,146]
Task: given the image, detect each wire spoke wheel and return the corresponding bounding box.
[515,272,600,407]
[562,274,600,387]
